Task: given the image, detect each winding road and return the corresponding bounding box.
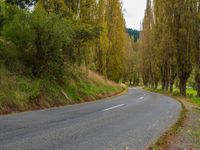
[0,88,181,150]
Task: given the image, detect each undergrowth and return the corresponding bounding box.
[0,65,124,114]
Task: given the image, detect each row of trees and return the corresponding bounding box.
[139,0,200,96]
[0,0,135,83]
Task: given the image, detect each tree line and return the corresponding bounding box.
[0,0,136,84]
[138,0,200,96]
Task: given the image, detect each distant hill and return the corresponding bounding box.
[126,28,140,42]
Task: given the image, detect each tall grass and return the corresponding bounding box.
[0,65,124,114]
[64,69,124,102]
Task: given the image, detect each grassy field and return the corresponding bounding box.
[0,65,125,114]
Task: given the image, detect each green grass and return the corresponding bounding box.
[145,87,200,106]
[0,69,63,113]
[0,65,124,114]
[189,97,200,106]
[187,88,197,96]
[65,80,123,102]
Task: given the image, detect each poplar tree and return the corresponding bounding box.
[139,0,155,87]
[95,0,109,76]
[6,0,36,8]
[106,0,127,81]
[192,0,200,96]
[36,0,67,14]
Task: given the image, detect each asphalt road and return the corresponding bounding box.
[0,88,181,150]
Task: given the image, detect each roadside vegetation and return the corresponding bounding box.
[0,0,133,114]
[130,1,200,147]
[146,87,200,107]
[130,0,200,98]
[0,0,199,148]
[0,63,125,114]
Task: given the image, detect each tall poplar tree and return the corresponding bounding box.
[192,0,200,96]
[139,0,156,87]
[106,0,127,81]
[95,0,109,76]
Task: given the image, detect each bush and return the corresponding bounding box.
[1,6,74,81]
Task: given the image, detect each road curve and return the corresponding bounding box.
[0,88,181,150]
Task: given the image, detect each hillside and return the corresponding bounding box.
[126,28,140,42]
[0,1,131,114]
[0,64,125,114]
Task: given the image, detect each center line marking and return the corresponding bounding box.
[103,104,125,112]
[139,97,144,100]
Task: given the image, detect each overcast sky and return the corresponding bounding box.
[122,0,146,30]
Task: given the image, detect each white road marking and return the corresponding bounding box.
[139,97,144,100]
[138,100,146,103]
[103,104,125,112]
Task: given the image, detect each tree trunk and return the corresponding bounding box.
[151,82,154,89]
[129,79,132,86]
[195,71,200,97]
[76,0,81,19]
[170,64,177,93]
[170,74,176,93]
[180,78,187,96]
[162,79,165,91]
[196,82,200,97]
[78,47,81,66]
[154,82,158,89]
[170,81,174,93]
[165,81,169,91]
[175,81,179,88]
[143,77,148,87]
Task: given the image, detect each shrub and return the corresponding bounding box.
[1,6,74,81]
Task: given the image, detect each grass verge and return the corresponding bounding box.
[0,65,126,115]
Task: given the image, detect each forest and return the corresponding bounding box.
[1,0,200,113]
[1,0,200,149]
[0,0,136,113]
[0,0,136,82]
[136,0,200,97]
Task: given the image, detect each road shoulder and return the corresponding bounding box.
[167,98,200,150]
[146,88,200,150]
